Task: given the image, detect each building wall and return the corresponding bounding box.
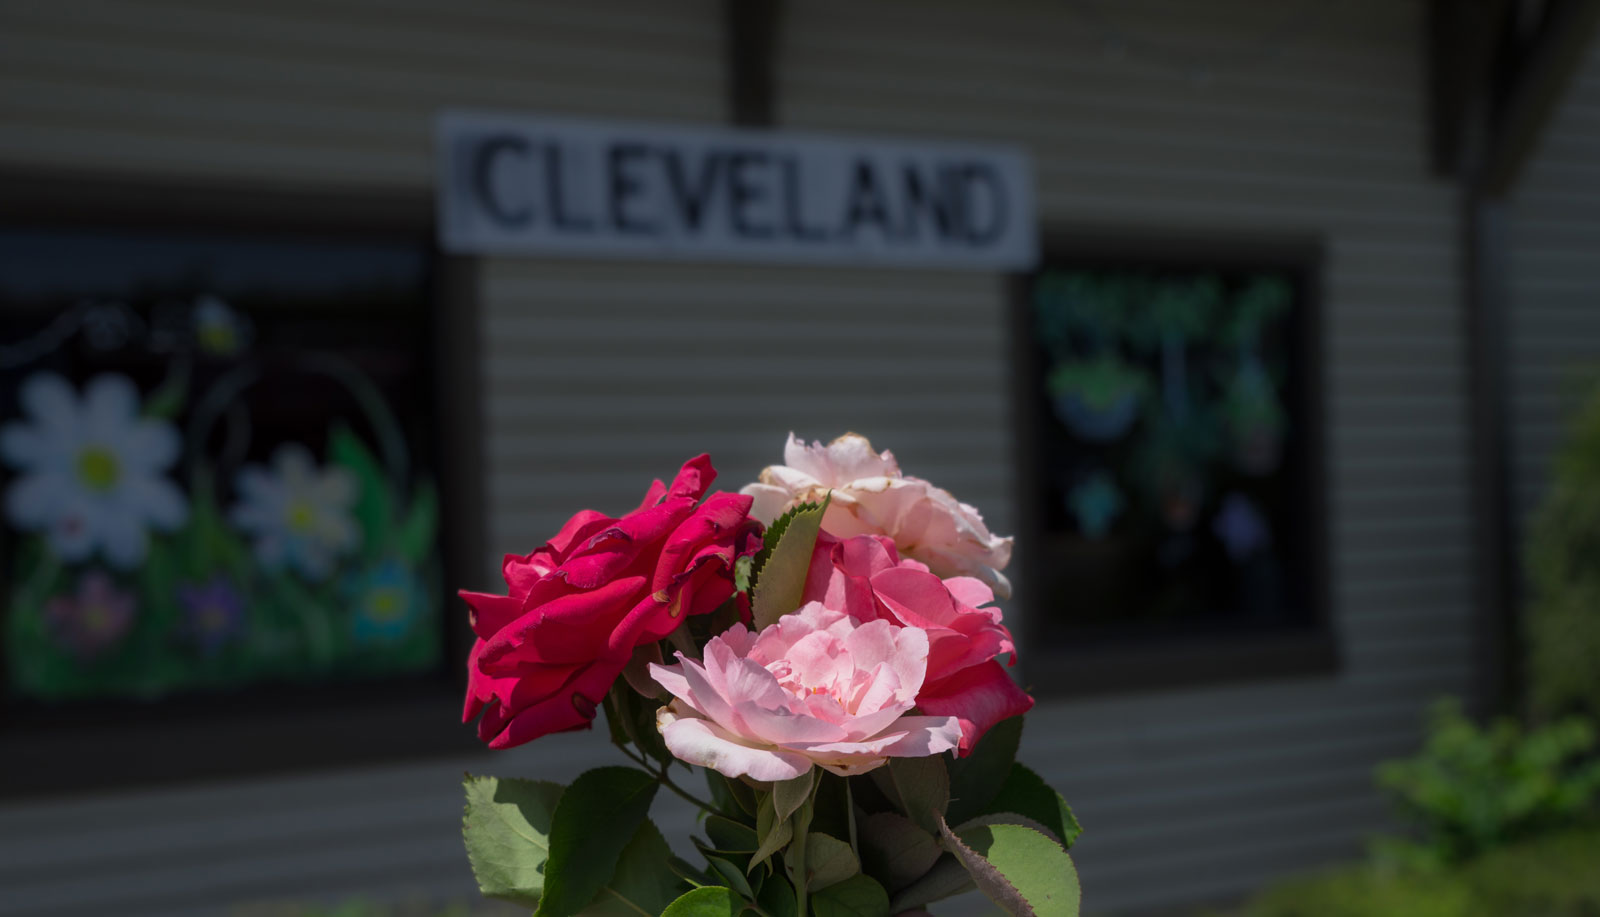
[1508,40,1600,541]
[0,1,1477,914]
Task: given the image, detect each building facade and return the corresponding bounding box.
[2,1,1592,913]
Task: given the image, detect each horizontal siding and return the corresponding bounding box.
[0,0,1486,915]
[1509,41,1600,539]
[781,0,1469,912]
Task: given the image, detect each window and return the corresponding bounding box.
[0,182,480,795]
[1012,232,1332,692]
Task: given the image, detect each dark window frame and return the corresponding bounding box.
[1009,225,1338,697]
[0,170,488,798]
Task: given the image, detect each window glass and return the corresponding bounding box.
[0,226,442,705]
[1022,256,1320,646]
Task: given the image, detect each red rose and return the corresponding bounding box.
[801,532,1034,755]
[460,455,762,749]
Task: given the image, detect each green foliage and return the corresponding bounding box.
[658,887,744,917]
[869,756,950,835]
[1376,698,1600,866]
[808,874,890,917]
[940,820,1080,917]
[534,767,661,917]
[984,763,1083,850]
[750,495,831,630]
[1525,378,1600,720]
[578,819,687,917]
[947,715,1025,825]
[462,775,564,907]
[1229,828,1600,917]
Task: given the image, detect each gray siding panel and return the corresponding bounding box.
[0,0,1480,914]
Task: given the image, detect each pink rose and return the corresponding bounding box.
[461,455,762,749]
[649,603,964,780]
[741,433,1015,598]
[803,532,1034,755]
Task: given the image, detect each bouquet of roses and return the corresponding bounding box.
[460,434,1081,917]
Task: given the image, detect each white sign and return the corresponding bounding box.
[436,111,1037,270]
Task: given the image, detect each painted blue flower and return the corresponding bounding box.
[347,559,425,644]
[1069,471,1123,538]
[1213,493,1271,561]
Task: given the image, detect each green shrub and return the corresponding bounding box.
[1374,699,1600,867]
[1230,827,1600,917]
[1526,378,1600,721]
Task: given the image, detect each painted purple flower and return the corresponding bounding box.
[1213,493,1270,561]
[177,575,246,655]
[44,570,136,660]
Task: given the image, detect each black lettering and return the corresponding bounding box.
[664,149,725,233]
[959,163,1008,245]
[728,150,774,239]
[543,142,594,233]
[780,155,829,242]
[901,164,956,240]
[607,142,658,235]
[471,134,532,227]
[840,159,894,239]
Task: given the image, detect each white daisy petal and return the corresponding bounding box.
[99,510,150,569]
[5,472,71,529]
[119,421,181,473]
[82,374,139,443]
[119,476,189,530]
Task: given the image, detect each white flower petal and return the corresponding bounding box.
[6,472,71,529]
[98,509,150,569]
[19,373,80,433]
[119,475,189,530]
[82,374,140,443]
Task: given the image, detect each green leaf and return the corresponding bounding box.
[706,769,758,819]
[396,479,438,564]
[751,791,794,873]
[659,886,745,917]
[705,815,760,854]
[948,714,1024,824]
[870,755,950,835]
[703,853,756,900]
[143,372,187,420]
[859,812,941,894]
[750,495,831,630]
[772,770,816,824]
[757,874,799,917]
[462,774,565,907]
[579,818,687,917]
[986,763,1082,849]
[328,423,392,561]
[536,767,660,917]
[886,855,974,913]
[810,873,890,917]
[805,832,860,891]
[940,820,1080,917]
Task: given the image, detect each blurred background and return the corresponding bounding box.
[3,0,1600,914]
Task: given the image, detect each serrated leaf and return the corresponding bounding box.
[886,855,975,913]
[704,853,756,899]
[805,832,860,891]
[810,872,890,917]
[704,815,760,854]
[940,819,1080,917]
[462,774,565,907]
[660,886,745,917]
[535,767,660,917]
[772,770,816,823]
[579,819,686,917]
[870,755,950,835]
[751,792,794,873]
[758,874,799,917]
[947,714,1024,824]
[750,495,831,630]
[986,763,1082,849]
[859,812,941,893]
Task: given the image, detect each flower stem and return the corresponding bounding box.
[611,735,717,813]
[789,779,820,917]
